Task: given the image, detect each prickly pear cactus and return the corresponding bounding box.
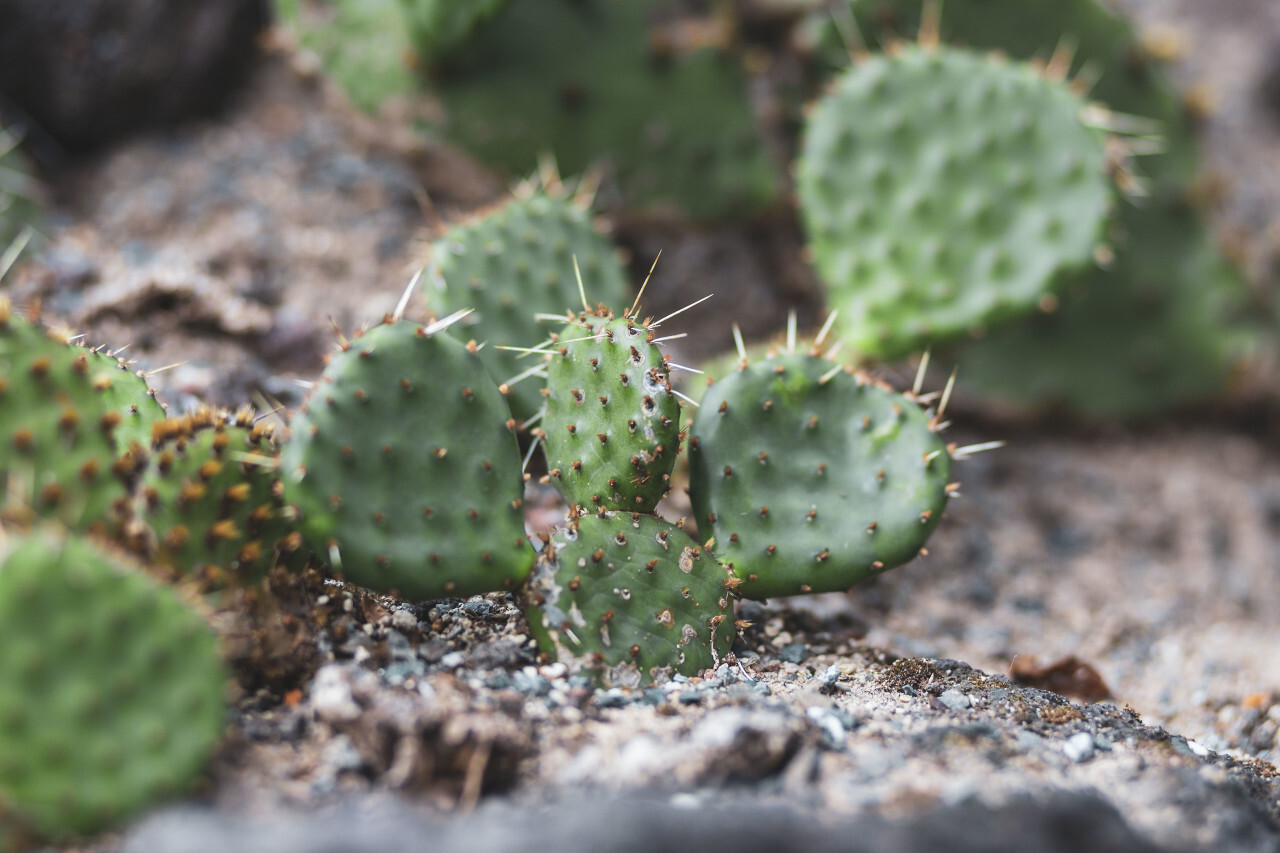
[831,0,1200,187]
[426,0,779,221]
[689,353,952,600]
[0,528,227,839]
[427,187,630,423]
[134,408,293,588]
[946,198,1257,418]
[0,302,161,531]
[276,0,420,113]
[282,317,534,600]
[401,0,510,65]
[799,45,1113,360]
[541,308,682,513]
[524,511,737,686]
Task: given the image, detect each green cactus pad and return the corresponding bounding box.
[0,529,227,838]
[135,409,293,588]
[541,308,683,514]
[427,188,630,423]
[401,0,510,66]
[426,0,779,221]
[282,318,534,600]
[799,46,1113,361]
[689,354,952,600]
[834,0,1200,188]
[0,303,160,531]
[524,511,737,686]
[945,198,1256,418]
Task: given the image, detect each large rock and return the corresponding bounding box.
[0,0,268,155]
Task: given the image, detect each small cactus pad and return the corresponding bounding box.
[689,354,952,600]
[0,303,159,531]
[427,189,629,423]
[282,318,534,600]
[541,309,682,513]
[135,408,292,588]
[798,46,1112,360]
[0,529,227,838]
[524,511,737,686]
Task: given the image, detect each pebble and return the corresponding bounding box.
[311,665,361,723]
[596,689,631,709]
[938,689,971,712]
[439,651,466,669]
[807,706,847,750]
[1063,732,1096,763]
[779,642,808,664]
[679,690,704,705]
[818,665,841,690]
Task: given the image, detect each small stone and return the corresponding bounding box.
[779,642,808,664]
[679,690,704,705]
[818,665,841,689]
[938,688,971,711]
[806,706,847,750]
[439,651,466,669]
[640,687,666,706]
[752,681,773,697]
[596,688,631,708]
[390,609,417,633]
[1063,731,1096,763]
[311,665,361,723]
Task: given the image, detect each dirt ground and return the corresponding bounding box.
[5,1,1280,849]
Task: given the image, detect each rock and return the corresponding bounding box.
[0,0,268,156]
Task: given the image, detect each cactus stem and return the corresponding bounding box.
[650,293,713,329]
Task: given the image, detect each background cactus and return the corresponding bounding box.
[281,315,534,600]
[0,126,42,250]
[399,0,510,66]
[423,0,780,221]
[540,306,684,514]
[798,44,1115,361]
[426,184,630,423]
[0,527,227,839]
[523,510,737,687]
[689,346,953,600]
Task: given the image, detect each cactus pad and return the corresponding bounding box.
[524,511,737,686]
[135,408,292,588]
[541,308,683,513]
[401,0,510,66]
[0,529,227,838]
[0,304,160,531]
[689,353,952,600]
[427,189,629,423]
[798,46,1113,360]
[282,318,534,600]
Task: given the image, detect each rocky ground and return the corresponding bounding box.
[4,1,1280,851]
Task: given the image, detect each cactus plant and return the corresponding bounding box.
[540,306,684,514]
[0,301,162,532]
[426,185,630,423]
[798,44,1115,361]
[523,510,737,686]
[133,408,294,589]
[281,314,535,600]
[0,527,227,839]
[424,0,780,221]
[689,343,953,600]
[400,0,510,66]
